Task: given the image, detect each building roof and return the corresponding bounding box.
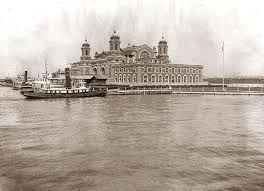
[70,75,107,80]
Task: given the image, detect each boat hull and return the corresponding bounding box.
[22,90,107,99]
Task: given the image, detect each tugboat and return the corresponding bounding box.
[20,68,107,99]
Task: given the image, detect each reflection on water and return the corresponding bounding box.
[0,87,264,191]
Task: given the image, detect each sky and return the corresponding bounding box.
[1,0,264,77]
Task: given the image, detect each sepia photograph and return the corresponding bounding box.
[0,0,264,190]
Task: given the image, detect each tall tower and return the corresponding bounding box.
[157,36,169,60]
[109,30,121,52]
[80,39,91,61]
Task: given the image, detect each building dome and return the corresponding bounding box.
[109,30,121,51]
[82,39,90,47]
[159,36,167,44]
[110,30,120,40]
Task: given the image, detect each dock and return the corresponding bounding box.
[107,85,264,96]
[108,89,172,95]
[173,91,264,96]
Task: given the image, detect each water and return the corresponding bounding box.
[0,86,264,191]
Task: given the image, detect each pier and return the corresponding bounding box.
[107,85,264,96]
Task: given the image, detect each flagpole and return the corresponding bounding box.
[222,41,225,91]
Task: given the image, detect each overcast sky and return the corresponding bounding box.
[1,0,264,77]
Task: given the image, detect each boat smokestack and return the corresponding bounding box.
[65,68,71,89]
[24,71,28,82]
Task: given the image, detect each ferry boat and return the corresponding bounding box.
[20,68,107,99]
[21,86,107,99]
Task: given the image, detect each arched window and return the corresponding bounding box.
[177,75,182,83]
[158,75,163,83]
[132,74,137,83]
[100,67,106,75]
[140,51,150,59]
[195,75,200,83]
[85,50,88,55]
[119,74,122,83]
[183,75,187,83]
[151,74,156,83]
[127,74,131,83]
[123,74,126,83]
[93,68,97,75]
[165,75,169,83]
[115,74,118,82]
[171,75,175,83]
[189,75,193,83]
[143,75,148,83]
[115,44,118,50]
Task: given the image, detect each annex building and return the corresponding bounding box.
[69,31,203,86]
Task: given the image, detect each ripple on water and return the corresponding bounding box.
[0,87,264,190]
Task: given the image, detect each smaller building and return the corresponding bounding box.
[51,69,106,88]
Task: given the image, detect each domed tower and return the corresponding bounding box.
[80,39,91,61]
[157,36,169,59]
[153,46,157,57]
[109,30,121,52]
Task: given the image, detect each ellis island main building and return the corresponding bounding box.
[69,31,203,85]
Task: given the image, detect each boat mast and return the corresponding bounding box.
[44,57,48,87]
[45,57,48,76]
[222,41,225,91]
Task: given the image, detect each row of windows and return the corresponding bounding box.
[71,67,106,75]
[114,67,137,73]
[141,67,201,74]
[114,74,200,83]
[114,67,201,74]
[81,67,106,75]
[142,74,200,83]
[115,74,137,83]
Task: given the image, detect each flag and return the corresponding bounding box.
[222,41,224,53]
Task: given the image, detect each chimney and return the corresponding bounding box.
[24,71,28,82]
[65,68,71,89]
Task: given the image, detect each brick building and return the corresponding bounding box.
[70,31,203,86]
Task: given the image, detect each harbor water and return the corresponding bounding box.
[0,86,264,191]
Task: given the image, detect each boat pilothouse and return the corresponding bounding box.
[20,68,107,99]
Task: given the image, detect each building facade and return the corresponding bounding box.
[70,31,203,86]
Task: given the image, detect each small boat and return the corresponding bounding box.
[13,71,34,90]
[12,81,23,90]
